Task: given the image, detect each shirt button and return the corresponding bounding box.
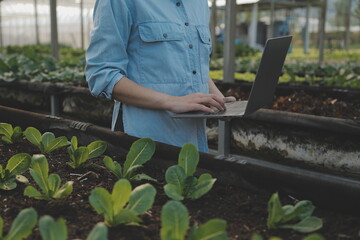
[184,22,189,26]
[192,70,197,74]
[176,2,181,6]
[189,44,193,49]
[163,33,168,38]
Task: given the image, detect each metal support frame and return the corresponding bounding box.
[269,0,275,38]
[34,0,40,44]
[249,3,258,48]
[0,1,3,48]
[318,0,327,64]
[50,0,59,59]
[210,0,217,59]
[223,0,236,83]
[80,0,84,49]
[50,95,60,116]
[217,120,231,158]
[344,0,352,51]
[304,2,310,54]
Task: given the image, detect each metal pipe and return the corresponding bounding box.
[49,0,59,59]
[34,0,40,44]
[318,0,327,64]
[80,0,84,49]
[223,0,236,83]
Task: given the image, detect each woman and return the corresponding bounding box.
[86,0,235,152]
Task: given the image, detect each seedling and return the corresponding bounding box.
[164,143,216,200]
[39,216,67,240]
[0,208,37,240]
[24,127,69,154]
[24,154,73,200]
[251,233,325,240]
[267,193,323,233]
[39,216,108,240]
[86,223,108,240]
[0,153,31,190]
[89,178,156,227]
[0,123,23,144]
[160,200,228,240]
[67,136,107,168]
[103,138,156,182]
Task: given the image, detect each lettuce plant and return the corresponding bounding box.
[39,216,67,240]
[24,127,69,154]
[0,153,31,190]
[103,138,156,182]
[251,233,325,240]
[0,208,37,240]
[67,136,107,168]
[160,200,228,240]
[39,216,108,240]
[267,193,323,233]
[24,155,73,200]
[0,123,23,144]
[86,223,108,240]
[89,179,156,227]
[164,143,216,200]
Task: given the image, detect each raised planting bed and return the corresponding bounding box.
[1,80,360,176]
[2,106,360,240]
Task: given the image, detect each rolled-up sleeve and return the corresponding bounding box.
[85,0,132,99]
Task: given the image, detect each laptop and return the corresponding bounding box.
[172,35,292,119]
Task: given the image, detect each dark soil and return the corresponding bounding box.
[223,88,360,122]
[2,139,360,240]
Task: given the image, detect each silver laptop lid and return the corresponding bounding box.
[244,35,292,115]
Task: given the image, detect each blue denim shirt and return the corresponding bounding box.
[86,0,211,152]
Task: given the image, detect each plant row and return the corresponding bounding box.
[0,123,324,240]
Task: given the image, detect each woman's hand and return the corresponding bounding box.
[165,93,227,113]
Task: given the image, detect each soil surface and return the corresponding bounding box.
[223,87,360,122]
[1,139,360,240]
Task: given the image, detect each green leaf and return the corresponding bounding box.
[73,147,90,167]
[280,216,323,233]
[188,178,216,200]
[15,175,29,184]
[0,216,3,238]
[250,233,264,240]
[87,141,107,159]
[12,127,23,143]
[53,181,73,199]
[0,180,17,190]
[70,136,78,150]
[131,173,157,182]
[1,136,12,144]
[86,223,108,240]
[124,164,143,178]
[189,219,228,240]
[44,136,69,154]
[178,143,199,176]
[165,165,186,187]
[164,184,184,201]
[5,153,31,175]
[42,132,56,149]
[0,123,12,138]
[48,174,61,193]
[123,138,155,174]
[267,193,285,229]
[127,183,156,215]
[39,216,67,240]
[303,233,325,240]
[111,179,131,216]
[4,208,37,240]
[160,201,189,240]
[0,58,10,72]
[114,209,142,225]
[30,155,49,193]
[89,188,113,223]
[24,186,44,199]
[24,127,42,147]
[103,156,122,178]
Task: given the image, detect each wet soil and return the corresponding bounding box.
[1,139,360,240]
[223,88,360,122]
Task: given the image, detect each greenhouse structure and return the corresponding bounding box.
[0,0,360,239]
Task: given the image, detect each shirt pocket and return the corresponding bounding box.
[196,25,212,83]
[138,22,188,84]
